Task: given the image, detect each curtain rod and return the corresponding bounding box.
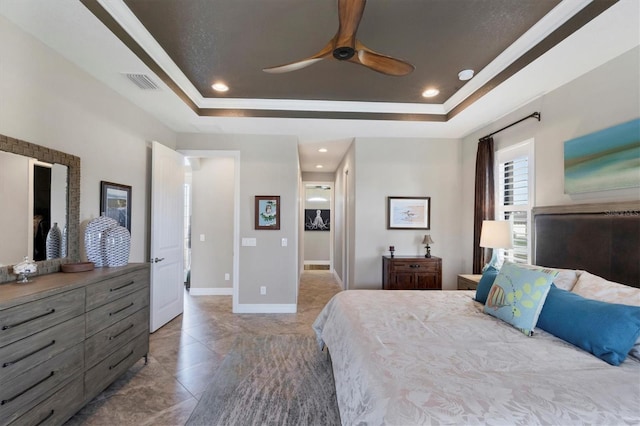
[479,112,541,141]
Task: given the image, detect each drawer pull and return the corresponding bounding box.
[35,409,55,426]
[109,324,134,341]
[1,309,56,331]
[109,350,134,370]
[3,340,56,368]
[1,371,54,405]
[109,302,134,317]
[410,264,421,268]
[110,280,135,292]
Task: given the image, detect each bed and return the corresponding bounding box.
[313,202,640,425]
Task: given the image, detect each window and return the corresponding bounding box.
[496,140,534,264]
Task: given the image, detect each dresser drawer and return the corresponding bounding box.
[9,375,83,426]
[0,344,83,425]
[86,269,149,311]
[86,288,149,337]
[84,333,148,400]
[0,289,85,348]
[391,260,439,273]
[85,307,149,369]
[0,315,84,384]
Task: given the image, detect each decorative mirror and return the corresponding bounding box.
[0,133,80,283]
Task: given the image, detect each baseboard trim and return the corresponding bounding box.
[234,303,297,313]
[333,270,344,288]
[190,287,233,296]
[304,260,330,265]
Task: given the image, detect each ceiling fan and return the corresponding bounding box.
[263,0,414,76]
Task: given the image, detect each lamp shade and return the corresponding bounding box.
[480,220,513,249]
[422,234,434,245]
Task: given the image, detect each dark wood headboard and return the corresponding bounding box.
[532,201,640,288]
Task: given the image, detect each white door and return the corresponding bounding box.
[150,141,185,332]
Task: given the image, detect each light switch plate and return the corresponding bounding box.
[242,238,257,246]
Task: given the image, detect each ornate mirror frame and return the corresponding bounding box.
[0,133,80,283]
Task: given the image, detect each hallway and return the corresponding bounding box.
[66,271,342,425]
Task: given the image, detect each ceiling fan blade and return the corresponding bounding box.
[354,41,415,76]
[263,38,334,74]
[335,0,366,49]
[262,58,325,74]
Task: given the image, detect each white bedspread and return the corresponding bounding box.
[312,290,640,425]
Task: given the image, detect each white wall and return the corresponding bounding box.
[190,156,235,291]
[352,137,462,289]
[460,46,640,271]
[176,133,300,310]
[0,15,177,263]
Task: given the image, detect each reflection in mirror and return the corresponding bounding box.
[0,153,68,265]
[0,133,80,283]
[0,151,30,266]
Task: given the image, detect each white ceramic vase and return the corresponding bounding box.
[103,225,131,267]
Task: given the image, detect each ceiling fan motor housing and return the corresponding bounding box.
[333,46,355,60]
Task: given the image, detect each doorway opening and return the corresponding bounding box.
[303,183,333,271]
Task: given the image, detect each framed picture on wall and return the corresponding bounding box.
[387,196,430,230]
[305,209,330,231]
[100,181,132,232]
[255,195,280,230]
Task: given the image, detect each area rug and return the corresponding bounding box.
[186,334,341,426]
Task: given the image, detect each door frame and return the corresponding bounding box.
[178,150,240,311]
[302,182,334,272]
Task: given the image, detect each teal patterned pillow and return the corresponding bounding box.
[483,261,558,336]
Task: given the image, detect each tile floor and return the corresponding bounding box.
[65,271,342,425]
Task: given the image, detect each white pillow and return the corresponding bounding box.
[571,271,640,360]
[572,271,640,307]
[552,268,581,291]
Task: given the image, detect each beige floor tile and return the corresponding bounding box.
[65,271,342,425]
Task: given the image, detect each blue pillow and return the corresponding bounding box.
[475,265,499,304]
[484,261,557,336]
[537,284,640,366]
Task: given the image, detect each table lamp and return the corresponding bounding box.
[480,220,513,269]
[422,234,434,258]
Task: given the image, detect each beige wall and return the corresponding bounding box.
[460,46,640,272]
[352,137,463,289]
[333,142,356,288]
[190,156,235,291]
[0,15,177,264]
[176,133,300,309]
[3,12,637,307]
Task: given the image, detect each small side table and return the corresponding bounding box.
[457,274,481,290]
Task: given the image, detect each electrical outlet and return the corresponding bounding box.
[260,286,267,295]
[225,273,230,281]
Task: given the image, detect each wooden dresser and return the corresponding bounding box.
[0,264,149,425]
[382,255,442,290]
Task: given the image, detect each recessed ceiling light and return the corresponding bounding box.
[315,164,324,169]
[318,148,328,153]
[212,82,229,92]
[422,88,439,98]
[458,69,475,81]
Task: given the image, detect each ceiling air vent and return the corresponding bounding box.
[123,73,160,90]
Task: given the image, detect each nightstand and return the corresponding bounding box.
[457,274,481,290]
[382,256,442,290]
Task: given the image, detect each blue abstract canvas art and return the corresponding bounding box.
[564,118,640,194]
